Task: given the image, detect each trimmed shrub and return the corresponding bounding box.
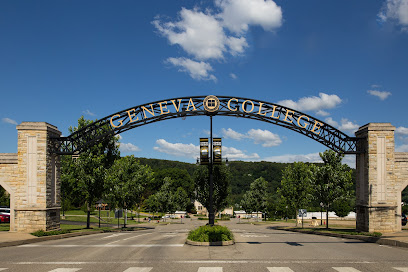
[187,225,234,242]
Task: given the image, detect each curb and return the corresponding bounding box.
[0,230,105,248]
[186,239,235,246]
[276,227,408,249]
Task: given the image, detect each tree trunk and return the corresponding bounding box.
[326,208,329,229]
[86,202,91,229]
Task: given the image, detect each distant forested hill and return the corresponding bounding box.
[135,157,329,203]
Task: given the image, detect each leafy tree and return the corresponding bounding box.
[241,177,268,221]
[332,198,352,218]
[240,191,255,215]
[104,156,154,227]
[156,177,174,219]
[313,150,353,228]
[145,194,160,219]
[0,187,10,206]
[153,168,194,196]
[172,187,190,212]
[61,116,120,228]
[278,162,313,226]
[193,164,231,216]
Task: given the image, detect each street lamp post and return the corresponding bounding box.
[98,203,101,228]
[208,115,215,226]
[320,202,323,226]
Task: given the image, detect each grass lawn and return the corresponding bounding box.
[0,223,10,231]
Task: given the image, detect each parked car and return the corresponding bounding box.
[402,213,407,226]
[0,207,10,214]
[0,213,10,223]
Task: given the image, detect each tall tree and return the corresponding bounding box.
[104,156,154,227]
[246,177,269,221]
[145,194,160,219]
[172,187,190,212]
[61,116,120,228]
[313,150,353,228]
[156,177,174,219]
[278,162,313,226]
[193,164,231,215]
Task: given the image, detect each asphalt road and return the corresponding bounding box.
[0,218,407,272]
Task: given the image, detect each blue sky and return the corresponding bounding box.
[1,0,408,167]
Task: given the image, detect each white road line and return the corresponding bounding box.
[123,268,153,272]
[102,233,127,239]
[0,269,8,271]
[197,268,223,272]
[267,268,294,272]
[333,268,362,272]
[19,244,184,248]
[122,233,153,241]
[48,269,82,272]
[394,268,408,272]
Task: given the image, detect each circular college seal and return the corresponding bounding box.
[203,95,220,113]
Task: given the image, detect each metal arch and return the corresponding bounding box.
[50,95,362,155]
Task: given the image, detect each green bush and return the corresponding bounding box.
[197,217,208,220]
[187,225,234,242]
[32,229,71,237]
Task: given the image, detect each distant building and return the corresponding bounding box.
[234,210,263,219]
[194,200,208,216]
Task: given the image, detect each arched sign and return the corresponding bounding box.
[52,95,361,155]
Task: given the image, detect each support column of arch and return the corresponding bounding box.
[355,123,399,233]
[14,122,62,232]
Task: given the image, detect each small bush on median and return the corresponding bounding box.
[187,225,233,242]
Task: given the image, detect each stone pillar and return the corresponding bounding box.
[15,122,61,232]
[355,123,398,233]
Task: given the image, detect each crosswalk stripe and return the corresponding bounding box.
[197,268,223,272]
[48,269,81,272]
[267,268,294,272]
[123,268,153,272]
[333,268,361,272]
[394,269,408,272]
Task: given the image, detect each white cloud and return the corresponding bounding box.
[263,152,322,164]
[166,57,217,81]
[223,146,260,160]
[153,8,227,60]
[262,152,355,168]
[230,73,237,79]
[396,126,408,135]
[222,128,246,140]
[153,139,259,160]
[325,117,359,134]
[222,128,282,147]
[278,93,342,113]
[82,109,96,116]
[324,117,339,127]
[367,90,392,100]
[338,118,360,133]
[371,84,382,88]
[154,139,199,158]
[2,118,17,125]
[316,110,330,117]
[119,143,141,153]
[378,0,408,31]
[153,1,283,80]
[247,129,282,147]
[225,36,248,55]
[216,0,283,34]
